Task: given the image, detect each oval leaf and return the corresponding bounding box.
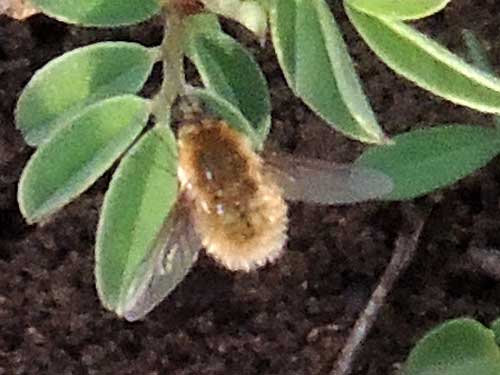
[270,0,387,144]
[356,125,500,200]
[187,31,271,139]
[16,42,156,146]
[96,127,179,314]
[18,95,150,223]
[345,0,451,20]
[187,88,263,150]
[30,0,160,27]
[406,318,500,375]
[346,6,500,116]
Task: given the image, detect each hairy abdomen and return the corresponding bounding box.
[178,120,288,271]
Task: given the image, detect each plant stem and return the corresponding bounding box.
[152,7,187,127]
[329,205,430,375]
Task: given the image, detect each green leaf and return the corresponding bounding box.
[96,127,178,314]
[356,125,500,200]
[30,0,160,27]
[491,318,500,347]
[345,0,451,20]
[16,42,156,146]
[405,318,500,375]
[184,14,221,38]
[206,0,268,38]
[188,88,264,150]
[270,0,387,144]
[462,30,500,128]
[462,30,496,78]
[346,6,500,116]
[18,95,150,223]
[187,31,271,140]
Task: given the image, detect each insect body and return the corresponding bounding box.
[178,120,288,271]
[120,119,393,321]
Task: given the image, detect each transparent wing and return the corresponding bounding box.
[120,198,201,322]
[266,152,393,204]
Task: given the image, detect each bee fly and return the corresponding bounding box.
[120,118,393,321]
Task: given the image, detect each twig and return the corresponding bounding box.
[329,205,429,375]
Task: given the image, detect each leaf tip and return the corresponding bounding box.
[362,130,393,145]
[380,134,395,145]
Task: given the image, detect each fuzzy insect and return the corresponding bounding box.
[120,118,393,321]
[178,119,288,271]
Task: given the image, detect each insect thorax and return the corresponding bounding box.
[178,119,261,211]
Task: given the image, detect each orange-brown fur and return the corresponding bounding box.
[174,0,204,15]
[160,0,205,15]
[178,120,288,271]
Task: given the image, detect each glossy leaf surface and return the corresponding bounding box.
[18,96,149,223]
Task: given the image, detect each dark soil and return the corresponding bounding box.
[1,1,500,374]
